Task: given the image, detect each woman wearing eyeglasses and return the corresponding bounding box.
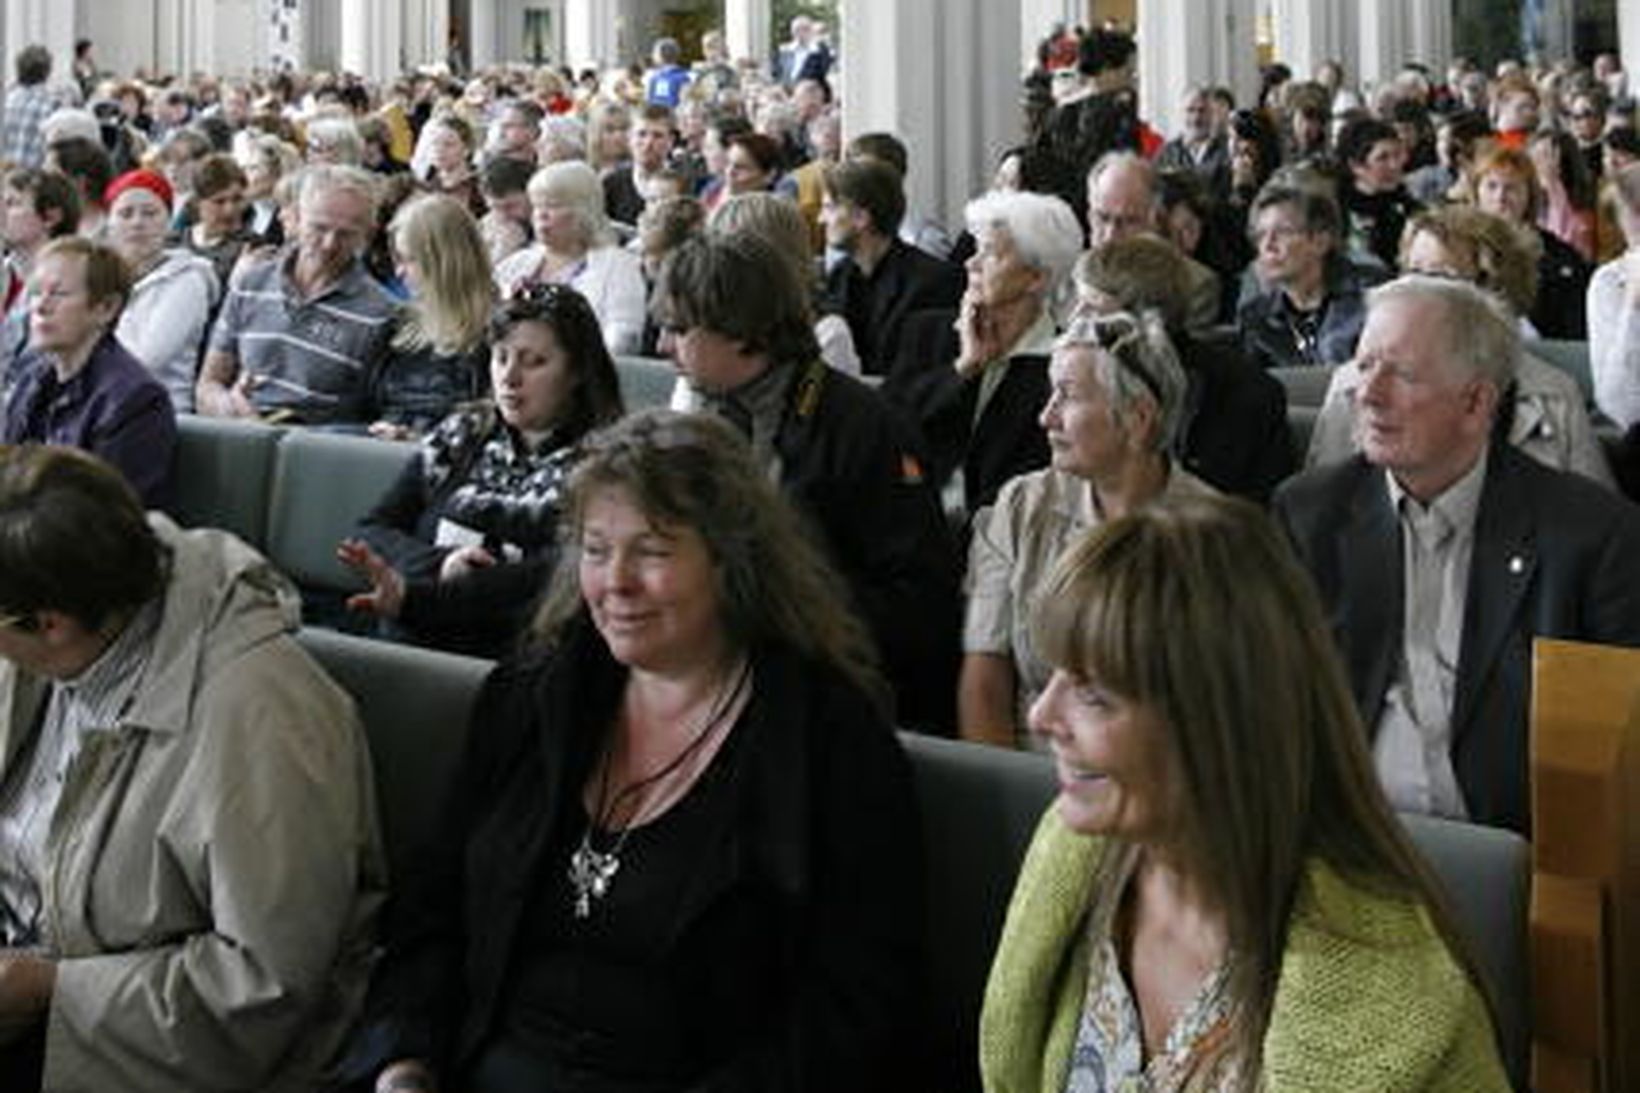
[959,311,1216,749]
[337,410,921,1093]
[337,285,623,657]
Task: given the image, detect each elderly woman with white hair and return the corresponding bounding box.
[959,310,1218,749]
[494,161,647,355]
[883,188,1083,516]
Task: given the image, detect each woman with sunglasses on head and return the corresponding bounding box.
[981,495,1507,1091]
[337,284,623,657]
[338,409,922,1093]
[960,311,1217,750]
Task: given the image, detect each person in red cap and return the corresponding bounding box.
[104,168,219,413]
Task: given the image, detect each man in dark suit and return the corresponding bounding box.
[1275,276,1640,834]
[820,158,964,376]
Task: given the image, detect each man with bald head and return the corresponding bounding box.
[1275,276,1640,834]
[1085,151,1223,332]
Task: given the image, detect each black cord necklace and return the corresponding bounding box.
[568,657,751,919]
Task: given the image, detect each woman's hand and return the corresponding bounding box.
[375,1059,438,1093]
[953,292,1000,380]
[439,545,498,582]
[368,420,418,442]
[337,539,408,619]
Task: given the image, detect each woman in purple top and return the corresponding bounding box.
[1,236,176,509]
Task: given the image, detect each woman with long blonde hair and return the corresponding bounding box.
[370,193,494,437]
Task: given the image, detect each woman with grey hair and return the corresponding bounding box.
[959,309,1218,749]
[304,114,365,167]
[495,160,646,354]
[883,188,1083,517]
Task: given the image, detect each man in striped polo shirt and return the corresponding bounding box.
[196,164,397,425]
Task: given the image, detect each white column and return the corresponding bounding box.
[1356,0,1409,91]
[84,0,156,82]
[210,0,261,76]
[1137,0,1258,140]
[564,0,617,73]
[185,0,210,73]
[151,0,185,75]
[5,0,78,87]
[1404,0,1450,72]
[1624,0,1640,92]
[341,0,403,80]
[401,0,451,71]
[840,0,1021,234]
[304,0,342,72]
[1270,0,1359,86]
[724,0,770,69]
[468,0,497,69]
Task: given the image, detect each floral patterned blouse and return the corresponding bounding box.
[1065,845,1241,1092]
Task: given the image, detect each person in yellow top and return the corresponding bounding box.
[980,494,1508,1092]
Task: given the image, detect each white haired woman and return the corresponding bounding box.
[960,310,1216,749]
[495,161,647,355]
[882,188,1084,517]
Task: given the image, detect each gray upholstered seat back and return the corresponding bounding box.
[265,430,416,593]
[296,628,491,879]
[171,415,284,548]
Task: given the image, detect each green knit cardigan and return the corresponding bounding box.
[979,809,1510,1092]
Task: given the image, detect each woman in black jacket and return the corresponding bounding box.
[339,410,923,1093]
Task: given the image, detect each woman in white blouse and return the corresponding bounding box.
[495,161,646,356]
[1589,161,1640,431]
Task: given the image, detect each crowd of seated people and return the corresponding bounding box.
[0,22,1637,1090]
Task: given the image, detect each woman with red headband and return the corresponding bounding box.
[104,168,220,412]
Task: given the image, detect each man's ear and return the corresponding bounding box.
[1464,378,1503,434]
